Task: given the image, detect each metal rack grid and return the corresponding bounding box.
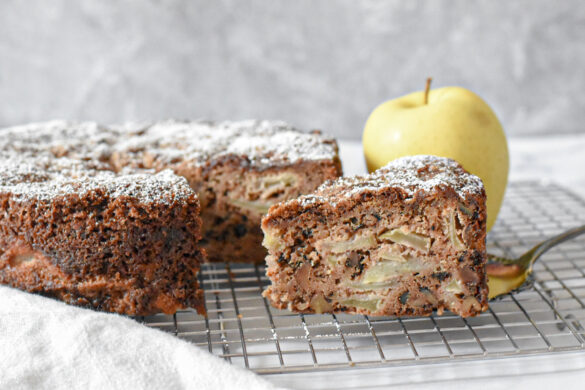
[140,181,585,374]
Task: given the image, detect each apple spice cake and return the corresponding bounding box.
[0,119,341,314]
[0,120,341,263]
[261,155,488,318]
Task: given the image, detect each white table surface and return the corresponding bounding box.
[265,134,585,390]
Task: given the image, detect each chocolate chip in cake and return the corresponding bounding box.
[349,217,364,231]
[213,216,226,226]
[432,271,451,281]
[345,252,360,268]
[277,253,287,264]
[471,250,483,266]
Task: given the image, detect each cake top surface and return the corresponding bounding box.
[113,119,338,168]
[295,155,484,208]
[0,152,194,204]
[0,119,338,169]
[0,119,337,202]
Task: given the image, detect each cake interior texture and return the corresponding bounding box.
[262,155,488,318]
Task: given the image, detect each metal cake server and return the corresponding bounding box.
[487,224,585,299]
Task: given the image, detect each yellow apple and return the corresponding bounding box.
[363,83,509,232]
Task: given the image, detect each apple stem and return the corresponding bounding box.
[424,77,432,105]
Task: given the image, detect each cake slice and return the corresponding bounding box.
[261,155,488,317]
[0,154,205,316]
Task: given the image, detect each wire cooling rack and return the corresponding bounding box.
[139,181,585,375]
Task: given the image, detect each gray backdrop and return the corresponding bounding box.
[1,0,583,138]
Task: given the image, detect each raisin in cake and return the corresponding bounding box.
[0,154,205,315]
[261,155,488,318]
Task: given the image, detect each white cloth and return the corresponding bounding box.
[0,286,282,390]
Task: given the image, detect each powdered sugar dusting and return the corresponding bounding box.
[0,152,193,204]
[0,119,337,203]
[113,119,338,168]
[0,120,119,162]
[295,155,484,208]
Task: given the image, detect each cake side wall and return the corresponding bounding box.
[0,191,205,315]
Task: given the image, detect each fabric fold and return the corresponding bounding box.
[0,286,281,390]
